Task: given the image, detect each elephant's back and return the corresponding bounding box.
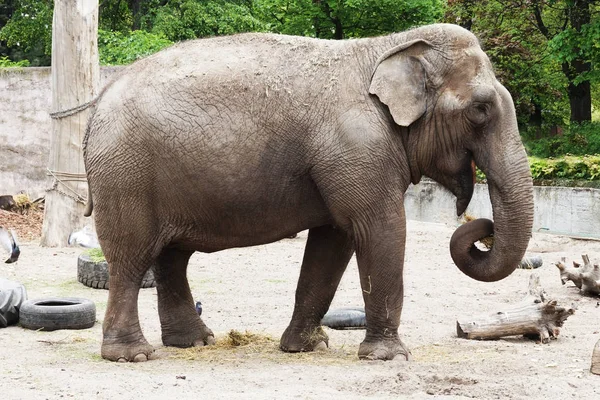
[88,33,356,150]
[98,32,357,110]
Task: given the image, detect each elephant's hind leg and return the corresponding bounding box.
[154,248,215,348]
[280,225,354,352]
[101,258,155,362]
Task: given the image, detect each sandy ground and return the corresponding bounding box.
[1,220,599,399]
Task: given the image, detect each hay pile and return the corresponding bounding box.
[167,329,355,364]
[0,208,44,242]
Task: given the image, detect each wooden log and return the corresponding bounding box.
[592,339,600,375]
[579,255,600,295]
[457,274,575,343]
[555,257,583,288]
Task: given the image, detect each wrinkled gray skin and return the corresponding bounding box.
[83,23,534,363]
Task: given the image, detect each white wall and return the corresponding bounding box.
[0,67,121,197]
[405,180,600,238]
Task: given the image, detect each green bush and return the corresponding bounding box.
[475,155,600,184]
[529,155,600,181]
[99,30,173,65]
[523,122,600,158]
[0,56,30,67]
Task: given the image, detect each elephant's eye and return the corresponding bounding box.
[468,102,491,126]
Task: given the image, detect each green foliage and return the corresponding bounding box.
[0,0,52,65]
[85,248,106,263]
[445,0,571,126]
[255,0,445,39]
[529,155,600,181]
[548,21,600,85]
[523,122,600,158]
[0,55,29,67]
[148,0,267,41]
[98,29,173,65]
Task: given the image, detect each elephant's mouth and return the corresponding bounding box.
[455,157,476,216]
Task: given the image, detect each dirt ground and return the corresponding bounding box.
[1,220,599,399]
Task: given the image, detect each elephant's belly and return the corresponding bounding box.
[170,186,333,252]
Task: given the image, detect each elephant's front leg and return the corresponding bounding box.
[280,225,354,352]
[356,205,411,361]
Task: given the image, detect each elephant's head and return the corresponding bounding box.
[369,24,534,282]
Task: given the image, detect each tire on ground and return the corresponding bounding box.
[19,297,96,331]
[77,253,156,289]
[321,307,367,330]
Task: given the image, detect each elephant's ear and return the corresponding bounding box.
[369,39,431,127]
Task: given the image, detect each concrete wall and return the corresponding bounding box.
[0,67,120,198]
[2,67,600,237]
[405,180,600,238]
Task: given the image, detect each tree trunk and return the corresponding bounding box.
[129,0,141,30]
[41,0,99,247]
[564,0,592,123]
[563,61,592,123]
[457,274,575,342]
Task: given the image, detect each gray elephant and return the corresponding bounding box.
[83,23,534,362]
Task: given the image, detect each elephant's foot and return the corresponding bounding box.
[101,335,155,362]
[358,336,412,361]
[162,321,215,348]
[280,324,329,352]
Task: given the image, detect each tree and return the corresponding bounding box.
[0,0,52,65]
[147,0,267,41]
[532,0,595,123]
[254,0,445,39]
[446,0,600,125]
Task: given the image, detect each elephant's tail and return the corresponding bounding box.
[84,185,93,217]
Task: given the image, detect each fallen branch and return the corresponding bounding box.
[457,274,575,343]
[555,257,583,288]
[556,255,600,295]
[593,339,600,375]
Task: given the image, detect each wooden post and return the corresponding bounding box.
[41,0,99,247]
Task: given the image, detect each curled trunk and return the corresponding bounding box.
[450,126,534,282]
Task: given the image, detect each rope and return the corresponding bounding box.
[49,98,97,119]
[46,168,87,204]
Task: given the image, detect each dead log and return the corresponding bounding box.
[592,339,600,375]
[457,274,575,343]
[579,255,600,295]
[558,255,600,295]
[555,257,583,288]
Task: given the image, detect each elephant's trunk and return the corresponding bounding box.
[449,127,534,282]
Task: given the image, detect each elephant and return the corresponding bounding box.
[82,23,534,363]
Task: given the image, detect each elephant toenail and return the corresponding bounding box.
[117,357,128,363]
[133,354,148,362]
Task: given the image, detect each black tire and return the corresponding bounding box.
[77,253,156,289]
[20,297,96,331]
[321,307,367,330]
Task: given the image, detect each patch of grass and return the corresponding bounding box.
[265,279,287,284]
[85,248,106,263]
